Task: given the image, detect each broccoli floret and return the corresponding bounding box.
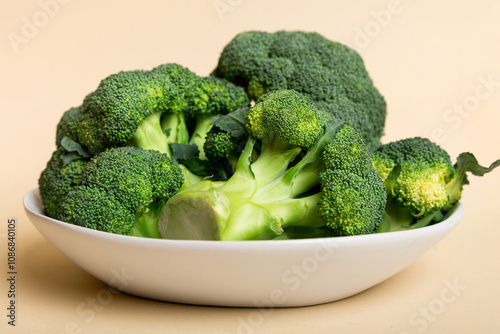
[158,90,386,240]
[38,136,92,218]
[56,106,81,147]
[59,146,183,238]
[203,108,250,178]
[38,147,89,219]
[77,64,249,154]
[68,63,249,187]
[373,137,500,232]
[212,31,386,151]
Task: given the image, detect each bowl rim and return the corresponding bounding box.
[23,188,464,249]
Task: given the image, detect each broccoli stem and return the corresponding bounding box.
[376,200,442,233]
[179,165,204,190]
[160,122,343,241]
[126,110,204,189]
[161,112,190,145]
[376,201,414,232]
[188,114,214,160]
[249,134,302,188]
[253,119,341,201]
[127,110,172,156]
[129,200,165,238]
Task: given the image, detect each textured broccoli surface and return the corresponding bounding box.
[47,63,250,191]
[59,146,183,238]
[159,90,386,240]
[75,64,249,156]
[373,137,500,232]
[212,30,386,151]
[38,146,90,219]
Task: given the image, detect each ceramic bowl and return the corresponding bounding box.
[23,188,463,307]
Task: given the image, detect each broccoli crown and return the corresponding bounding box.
[159,90,386,240]
[316,125,386,235]
[373,137,500,232]
[246,90,329,148]
[56,106,81,147]
[38,147,89,219]
[59,146,183,237]
[204,126,241,165]
[212,30,386,151]
[72,63,249,155]
[372,137,454,216]
[203,107,250,176]
[318,168,386,235]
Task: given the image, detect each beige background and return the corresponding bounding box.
[1,0,500,333]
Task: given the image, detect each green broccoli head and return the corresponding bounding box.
[212,31,386,151]
[246,90,327,147]
[159,90,386,240]
[59,146,183,238]
[318,168,386,236]
[56,106,81,147]
[38,145,90,219]
[204,126,242,167]
[76,63,250,156]
[203,107,250,178]
[373,137,500,232]
[372,137,455,217]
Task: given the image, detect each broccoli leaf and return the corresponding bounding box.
[211,107,249,138]
[171,143,200,161]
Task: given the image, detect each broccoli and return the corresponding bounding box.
[203,107,251,179]
[158,90,386,240]
[77,64,249,154]
[38,136,91,219]
[59,146,183,238]
[372,137,500,232]
[67,63,250,187]
[212,30,386,151]
[39,63,248,225]
[56,106,81,147]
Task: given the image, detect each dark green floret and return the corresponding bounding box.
[38,143,90,219]
[59,146,183,238]
[56,106,81,147]
[203,107,250,177]
[159,90,386,240]
[66,63,249,188]
[77,63,249,155]
[373,137,500,232]
[212,30,387,151]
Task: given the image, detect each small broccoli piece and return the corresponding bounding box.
[59,146,183,238]
[159,90,386,240]
[212,31,386,151]
[77,64,249,154]
[56,106,81,147]
[38,143,90,219]
[373,137,500,232]
[318,167,387,236]
[203,107,250,178]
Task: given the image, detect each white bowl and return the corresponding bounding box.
[23,188,463,307]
